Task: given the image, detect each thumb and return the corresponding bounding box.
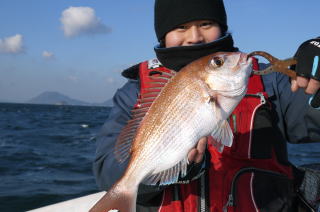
[291,78,299,92]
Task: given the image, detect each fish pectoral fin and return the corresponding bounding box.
[210,120,233,152]
[143,157,188,186]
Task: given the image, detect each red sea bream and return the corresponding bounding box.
[90,52,253,212]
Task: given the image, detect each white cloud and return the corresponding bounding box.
[42,51,55,59]
[60,6,111,37]
[0,34,24,54]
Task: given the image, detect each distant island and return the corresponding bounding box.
[27,91,113,107]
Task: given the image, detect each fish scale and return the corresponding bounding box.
[128,77,219,184]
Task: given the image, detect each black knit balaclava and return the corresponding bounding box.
[154,0,228,42]
[154,0,238,71]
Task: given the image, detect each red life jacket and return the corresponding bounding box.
[136,58,293,212]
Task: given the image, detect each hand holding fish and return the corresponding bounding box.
[187,137,207,164]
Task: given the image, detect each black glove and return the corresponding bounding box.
[294,37,320,108]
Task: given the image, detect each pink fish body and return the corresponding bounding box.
[90,52,253,212]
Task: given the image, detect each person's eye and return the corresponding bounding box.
[175,25,188,31]
[200,21,215,28]
[200,22,212,27]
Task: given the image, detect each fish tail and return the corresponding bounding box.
[89,183,137,212]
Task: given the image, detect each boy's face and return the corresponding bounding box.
[164,20,221,48]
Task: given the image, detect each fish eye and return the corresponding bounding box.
[210,57,224,68]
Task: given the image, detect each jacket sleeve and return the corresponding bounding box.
[93,79,138,190]
[263,71,320,143]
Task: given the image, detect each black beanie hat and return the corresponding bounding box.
[154,0,228,41]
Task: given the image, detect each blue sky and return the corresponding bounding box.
[0,0,319,103]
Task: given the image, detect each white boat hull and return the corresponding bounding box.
[28,192,106,212]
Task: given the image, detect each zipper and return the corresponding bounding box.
[245,92,267,105]
[223,92,270,212]
[229,92,266,135]
[247,92,268,159]
[223,194,234,212]
[222,167,288,212]
[229,92,267,155]
[199,172,209,212]
[199,174,205,212]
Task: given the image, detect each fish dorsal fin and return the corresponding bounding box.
[143,157,188,185]
[114,67,176,163]
[210,120,233,152]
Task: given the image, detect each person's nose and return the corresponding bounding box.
[185,26,204,45]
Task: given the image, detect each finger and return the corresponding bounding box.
[296,76,309,89]
[291,78,299,92]
[305,78,320,94]
[194,151,204,163]
[187,148,197,163]
[196,137,207,152]
[194,137,207,163]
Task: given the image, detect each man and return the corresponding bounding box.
[93,0,320,211]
